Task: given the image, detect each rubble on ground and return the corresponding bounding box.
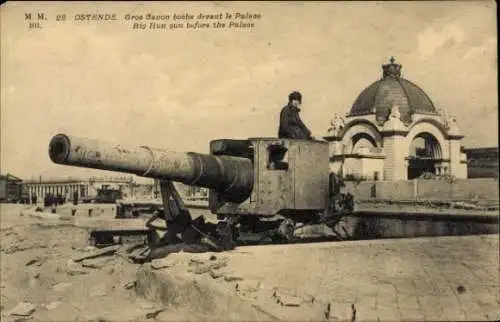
[1,240,48,254]
[7,302,36,317]
[65,259,90,276]
[81,257,114,269]
[43,301,62,310]
[72,245,121,262]
[52,282,72,292]
[133,248,330,321]
[124,281,136,290]
[25,258,42,266]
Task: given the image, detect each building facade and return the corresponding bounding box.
[0,173,27,203]
[23,176,154,201]
[324,57,468,181]
[463,147,499,178]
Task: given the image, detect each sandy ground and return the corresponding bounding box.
[1,203,499,322]
[1,203,281,322]
[0,204,164,322]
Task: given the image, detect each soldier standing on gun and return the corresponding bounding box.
[278,91,315,140]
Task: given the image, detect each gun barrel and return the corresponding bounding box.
[49,134,254,200]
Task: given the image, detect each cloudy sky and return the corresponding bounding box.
[1,1,497,180]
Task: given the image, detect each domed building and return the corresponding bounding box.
[325,57,468,180]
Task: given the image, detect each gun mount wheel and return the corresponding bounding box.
[222,215,305,243]
[215,221,239,250]
[277,218,296,241]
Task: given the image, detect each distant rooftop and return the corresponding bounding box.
[23,175,139,184]
[0,173,23,182]
[463,147,498,152]
[462,147,499,157]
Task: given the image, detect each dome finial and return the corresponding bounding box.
[382,56,402,78]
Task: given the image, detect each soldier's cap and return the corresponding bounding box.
[288,91,302,103]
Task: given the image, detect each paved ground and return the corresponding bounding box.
[1,203,499,321]
[211,235,499,321]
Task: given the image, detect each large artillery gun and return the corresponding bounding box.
[49,133,353,259]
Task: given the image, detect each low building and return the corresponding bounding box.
[23,176,155,201]
[463,147,499,178]
[0,173,26,203]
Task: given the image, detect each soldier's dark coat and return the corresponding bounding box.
[278,104,312,140]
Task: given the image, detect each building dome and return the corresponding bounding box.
[349,57,438,125]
